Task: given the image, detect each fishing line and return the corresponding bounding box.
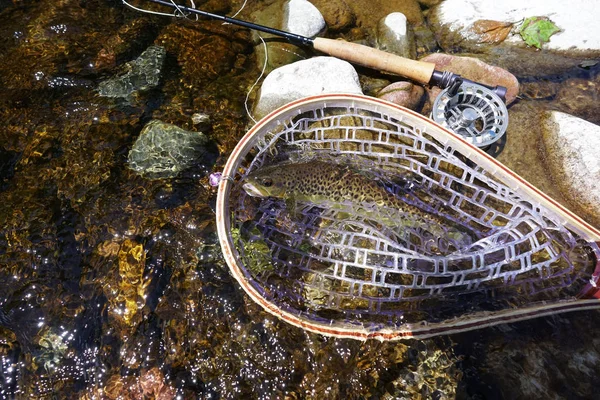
[122,0,198,19]
[229,0,248,20]
[244,35,268,124]
[122,0,177,17]
[122,0,264,123]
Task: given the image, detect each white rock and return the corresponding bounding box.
[377,12,416,59]
[542,111,600,214]
[383,13,408,37]
[253,57,363,119]
[284,0,326,38]
[436,0,600,51]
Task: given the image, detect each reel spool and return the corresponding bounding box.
[432,82,508,147]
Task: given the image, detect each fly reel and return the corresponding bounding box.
[432,81,509,147]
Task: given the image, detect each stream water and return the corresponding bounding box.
[1,0,599,399]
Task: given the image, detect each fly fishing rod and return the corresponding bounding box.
[134,0,510,147]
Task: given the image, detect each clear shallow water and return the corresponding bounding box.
[0,0,599,398]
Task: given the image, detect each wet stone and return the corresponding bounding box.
[541,111,600,226]
[249,0,323,72]
[128,120,211,180]
[359,75,392,96]
[191,112,211,129]
[97,45,166,99]
[309,0,356,32]
[377,81,424,111]
[377,12,416,59]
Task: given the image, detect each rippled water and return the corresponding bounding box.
[1,0,599,399]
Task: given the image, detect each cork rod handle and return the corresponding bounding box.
[313,37,436,85]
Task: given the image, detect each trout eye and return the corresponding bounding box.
[261,177,273,187]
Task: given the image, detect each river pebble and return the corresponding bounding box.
[308,0,355,32]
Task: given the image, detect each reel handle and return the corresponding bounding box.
[313,37,435,85]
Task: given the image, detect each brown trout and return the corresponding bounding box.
[243,161,461,239]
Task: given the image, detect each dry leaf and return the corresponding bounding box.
[471,19,514,44]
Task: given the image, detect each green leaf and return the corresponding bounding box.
[519,16,561,49]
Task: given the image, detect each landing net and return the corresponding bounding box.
[216,94,600,340]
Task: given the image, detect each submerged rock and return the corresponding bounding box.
[541,111,600,225]
[416,0,442,6]
[251,0,325,72]
[377,12,416,59]
[128,120,211,180]
[555,77,600,125]
[97,45,166,99]
[308,0,355,32]
[346,0,424,31]
[253,56,363,119]
[428,0,600,76]
[359,75,392,97]
[377,81,424,111]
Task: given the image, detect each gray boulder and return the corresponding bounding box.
[253,56,363,119]
[284,0,326,38]
[541,111,600,225]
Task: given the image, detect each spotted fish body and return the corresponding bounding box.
[243,161,448,231]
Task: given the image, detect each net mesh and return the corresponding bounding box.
[223,97,599,331]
